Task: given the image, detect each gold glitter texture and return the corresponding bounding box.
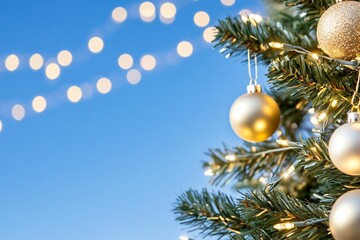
[317,1,360,60]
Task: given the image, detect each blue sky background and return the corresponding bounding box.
[0,0,265,239]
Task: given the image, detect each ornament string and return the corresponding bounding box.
[247,50,258,85]
[350,71,360,111]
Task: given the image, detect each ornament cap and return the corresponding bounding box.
[348,112,360,123]
[247,84,262,93]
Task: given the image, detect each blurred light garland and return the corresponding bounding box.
[0,0,261,133]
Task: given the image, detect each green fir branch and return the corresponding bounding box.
[174,189,330,240]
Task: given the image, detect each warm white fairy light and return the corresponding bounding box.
[274,222,295,230]
[318,112,327,122]
[282,165,296,179]
[32,96,47,113]
[249,13,263,23]
[127,69,142,85]
[204,168,214,176]
[225,154,236,162]
[194,11,210,27]
[112,7,127,23]
[239,9,251,22]
[269,42,284,49]
[88,36,104,53]
[221,0,236,7]
[276,139,289,146]
[310,116,319,125]
[179,236,189,240]
[67,86,83,103]
[5,54,20,71]
[308,108,315,114]
[331,99,338,107]
[140,54,157,71]
[160,2,176,24]
[139,1,156,22]
[96,77,112,94]
[57,50,73,67]
[29,53,44,70]
[45,63,61,80]
[311,53,319,60]
[203,27,217,43]
[177,41,193,57]
[12,104,25,121]
[118,54,134,70]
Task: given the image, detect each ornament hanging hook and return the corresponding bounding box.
[350,71,360,112]
[247,49,258,86]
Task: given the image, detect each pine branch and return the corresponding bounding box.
[204,142,298,187]
[214,16,317,62]
[174,189,330,240]
[268,54,358,125]
[296,138,360,199]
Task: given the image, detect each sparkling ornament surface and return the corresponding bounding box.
[330,189,360,240]
[329,114,360,176]
[317,1,360,60]
[229,92,280,142]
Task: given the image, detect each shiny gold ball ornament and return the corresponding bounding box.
[329,112,360,176]
[229,85,280,142]
[317,1,360,60]
[330,189,360,240]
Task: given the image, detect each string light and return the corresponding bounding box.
[269,42,284,49]
[160,2,176,24]
[311,53,319,60]
[118,54,134,70]
[96,77,112,94]
[88,36,104,53]
[140,54,157,71]
[194,11,210,27]
[29,53,44,70]
[331,99,338,107]
[221,0,236,7]
[5,54,20,71]
[57,50,73,67]
[318,112,327,122]
[112,7,127,23]
[282,165,296,179]
[249,13,263,23]
[274,222,295,230]
[225,154,236,162]
[177,41,193,57]
[0,120,2,132]
[276,139,289,146]
[67,86,83,103]
[0,0,238,127]
[32,96,47,113]
[308,108,315,114]
[45,63,61,80]
[179,236,189,240]
[203,27,217,43]
[139,1,156,22]
[204,168,214,176]
[127,69,142,85]
[12,104,25,121]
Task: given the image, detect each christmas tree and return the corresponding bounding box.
[174,1,360,239]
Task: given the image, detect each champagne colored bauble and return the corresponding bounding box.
[317,1,360,60]
[229,90,280,142]
[329,113,360,176]
[330,190,360,240]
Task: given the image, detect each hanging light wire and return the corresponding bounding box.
[351,71,360,111]
[247,50,258,85]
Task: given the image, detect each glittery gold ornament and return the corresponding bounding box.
[317,1,360,60]
[330,189,360,240]
[229,85,280,142]
[329,112,360,176]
